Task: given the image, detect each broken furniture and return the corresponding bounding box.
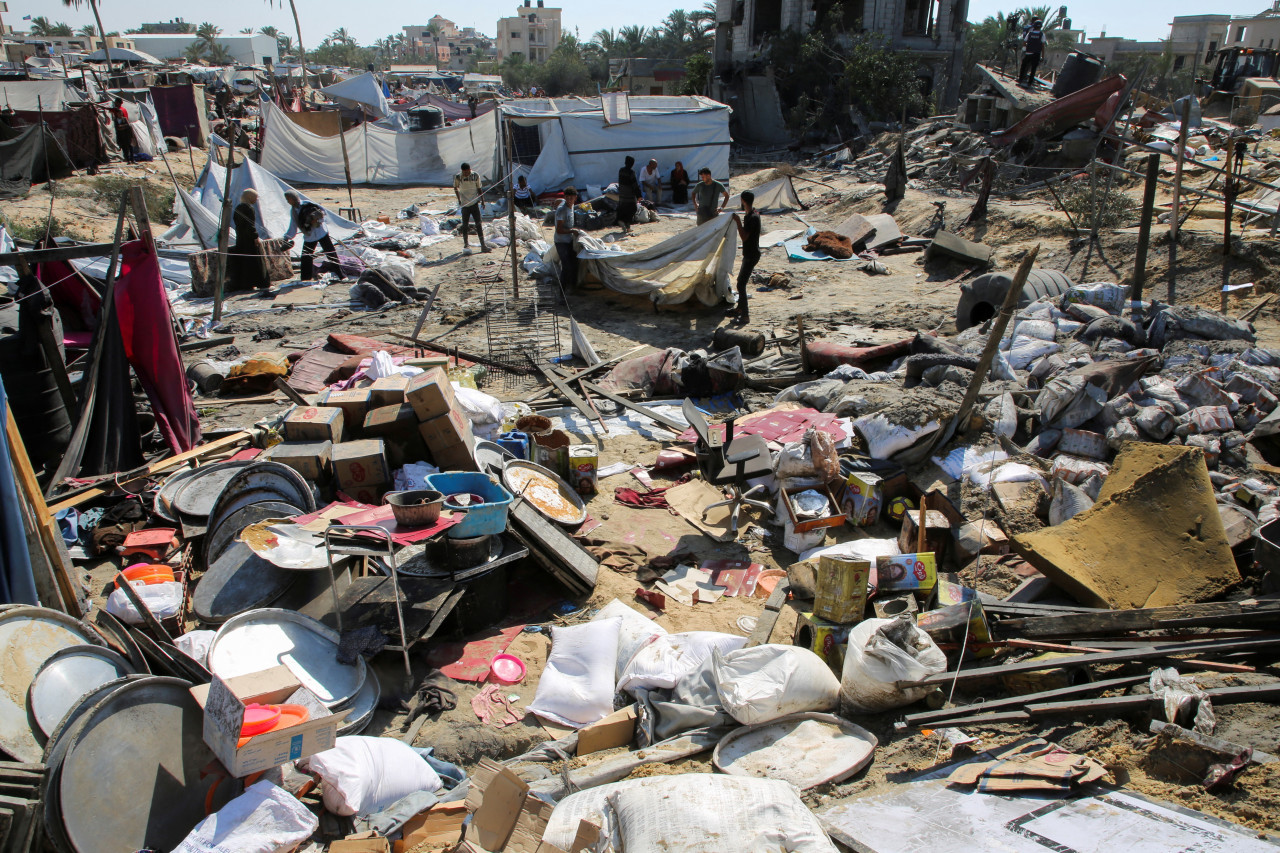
[682,398,772,534]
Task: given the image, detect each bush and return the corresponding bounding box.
[1053,179,1137,230]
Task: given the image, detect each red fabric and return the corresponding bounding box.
[35,256,102,334]
[678,408,848,445]
[114,240,202,454]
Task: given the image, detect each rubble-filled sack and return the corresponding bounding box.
[1063,282,1130,314]
[593,600,668,682]
[300,736,442,817]
[712,644,840,725]
[617,631,746,694]
[1005,336,1060,370]
[984,392,1017,439]
[174,779,317,853]
[542,775,839,853]
[839,616,948,714]
[852,412,941,459]
[529,617,621,728]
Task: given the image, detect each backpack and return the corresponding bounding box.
[298,202,325,232]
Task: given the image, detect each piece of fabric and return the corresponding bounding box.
[300,235,340,281]
[114,240,201,454]
[0,120,75,199]
[460,204,485,246]
[556,240,578,289]
[321,72,391,118]
[0,379,37,606]
[576,213,737,306]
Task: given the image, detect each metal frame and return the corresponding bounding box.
[323,524,412,687]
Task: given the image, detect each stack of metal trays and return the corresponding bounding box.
[0,760,47,853]
[208,609,380,737]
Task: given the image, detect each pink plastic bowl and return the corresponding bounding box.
[490,653,527,684]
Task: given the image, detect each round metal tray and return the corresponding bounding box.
[202,500,303,571]
[712,712,878,790]
[28,645,134,737]
[338,668,381,736]
[194,541,300,625]
[208,609,366,708]
[171,460,252,518]
[502,460,587,526]
[153,466,202,522]
[473,439,514,477]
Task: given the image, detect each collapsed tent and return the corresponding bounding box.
[727,176,804,213]
[162,149,359,249]
[321,72,390,120]
[259,98,500,186]
[0,121,74,199]
[503,96,731,194]
[576,212,738,307]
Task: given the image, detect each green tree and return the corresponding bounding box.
[240,28,254,35]
[29,17,54,36]
[690,2,717,40]
[61,0,113,69]
[538,35,593,95]
[681,51,712,95]
[662,10,691,54]
[424,22,442,65]
[207,42,235,65]
[259,25,280,40]
[277,34,295,59]
[76,24,97,38]
[262,0,310,87]
[196,22,222,45]
[50,21,75,36]
[501,51,536,90]
[619,25,648,58]
[183,41,208,63]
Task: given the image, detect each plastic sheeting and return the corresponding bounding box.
[321,72,390,119]
[259,99,500,186]
[727,176,803,212]
[161,148,359,249]
[390,92,496,120]
[576,212,737,307]
[0,79,91,111]
[0,379,37,606]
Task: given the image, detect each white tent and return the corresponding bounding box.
[162,146,360,249]
[576,213,738,307]
[502,96,731,194]
[726,176,803,213]
[0,79,91,111]
[320,72,389,119]
[86,47,164,64]
[259,98,500,187]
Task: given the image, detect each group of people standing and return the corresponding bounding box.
[226,190,342,292]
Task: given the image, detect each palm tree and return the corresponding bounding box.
[619,25,647,58]
[277,34,295,59]
[29,16,53,37]
[183,41,208,63]
[662,10,691,51]
[240,28,254,35]
[1014,6,1067,31]
[424,22,442,66]
[262,0,309,89]
[207,42,234,65]
[690,2,717,36]
[259,26,280,40]
[76,24,97,38]
[196,22,222,45]
[50,22,75,37]
[330,27,354,47]
[61,1,112,69]
[591,28,618,57]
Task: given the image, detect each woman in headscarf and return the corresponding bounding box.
[227,188,270,291]
[615,155,640,234]
[669,161,689,205]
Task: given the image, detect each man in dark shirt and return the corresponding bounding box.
[616,156,640,234]
[1019,19,1045,86]
[730,190,761,326]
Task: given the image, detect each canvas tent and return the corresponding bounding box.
[502,96,731,194]
[727,176,803,212]
[259,98,500,186]
[0,121,74,199]
[321,72,390,119]
[162,146,359,250]
[0,79,91,112]
[390,92,496,121]
[575,212,738,307]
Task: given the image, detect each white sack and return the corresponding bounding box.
[593,599,668,683]
[105,581,183,625]
[451,384,504,426]
[1006,336,1061,370]
[529,618,621,728]
[713,644,840,725]
[617,631,746,694]
[853,413,941,459]
[174,779,317,853]
[174,630,217,667]
[799,537,900,565]
[300,736,441,817]
[839,617,948,714]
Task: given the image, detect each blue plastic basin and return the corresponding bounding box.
[426,472,514,538]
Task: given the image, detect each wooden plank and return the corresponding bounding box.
[6,411,78,615]
[917,636,1280,688]
[273,377,309,407]
[0,242,118,266]
[578,380,687,432]
[508,498,598,593]
[179,335,235,352]
[993,600,1280,639]
[47,430,252,514]
[746,579,791,647]
[1005,638,1256,674]
[522,345,649,404]
[535,362,600,429]
[1027,682,1280,717]
[900,674,1150,728]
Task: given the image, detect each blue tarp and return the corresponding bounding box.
[0,378,38,605]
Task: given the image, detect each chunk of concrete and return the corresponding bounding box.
[1012,444,1241,610]
[925,230,994,266]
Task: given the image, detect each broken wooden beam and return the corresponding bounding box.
[578,379,687,433]
[899,673,1150,729]
[746,579,791,648]
[0,242,118,266]
[992,600,1280,639]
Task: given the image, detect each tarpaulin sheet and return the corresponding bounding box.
[259,98,500,186]
[576,212,737,306]
[0,79,90,111]
[321,72,390,119]
[677,407,848,445]
[390,92,496,120]
[148,83,210,146]
[115,240,201,454]
[727,176,803,212]
[9,106,104,168]
[0,379,37,606]
[0,121,74,198]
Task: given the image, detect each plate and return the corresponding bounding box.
[712,712,878,789]
[473,439,514,476]
[153,466,202,522]
[337,668,381,735]
[208,609,366,708]
[28,646,134,737]
[502,460,587,526]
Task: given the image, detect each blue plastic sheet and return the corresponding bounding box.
[0,378,38,605]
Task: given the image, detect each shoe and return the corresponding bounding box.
[463,246,473,254]
[481,246,492,253]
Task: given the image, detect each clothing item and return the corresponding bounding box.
[300,234,339,281]
[617,166,639,203]
[1020,52,1042,83]
[454,171,483,208]
[670,168,689,204]
[553,200,576,244]
[514,184,534,204]
[228,202,269,291]
[693,179,727,215]
[557,240,579,288]
[460,203,486,247]
[616,200,638,227]
[741,209,761,256]
[736,252,760,321]
[697,208,718,226]
[283,202,328,243]
[1023,25,1044,54]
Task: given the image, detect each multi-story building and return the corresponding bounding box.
[1226,4,1280,50]
[496,1,562,64]
[403,23,455,67]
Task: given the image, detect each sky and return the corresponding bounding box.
[10,0,1274,46]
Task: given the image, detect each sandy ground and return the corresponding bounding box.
[16,142,1280,835]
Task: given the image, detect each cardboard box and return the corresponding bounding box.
[781,485,846,534]
[332,439,391,493]
[283,405,345,443]
[793,609,854,672]
[576,705,637,756]
[462,759,599,853]
[841,471,883,527]
[397,802,468,852]
[877,552,937,596]
[362,403,429,467]
[331,840,391,853]
[262,440,332,480]
[191,665,341,777]
[369,374,410,409]
[326,389,372,435]
[431,436,479,472]
[344,482,390,504]
[406,367,456,422]
[898,508,954,563]
[418,407,474,452]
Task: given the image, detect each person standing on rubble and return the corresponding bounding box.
[554,187,583,289]
[729,190,761,326]
[453,163,490,253]
[227,189,270,291]
[1019,18,1045,87]
[692,167,728,226]
[283,191,344,282]
[616,156,640,234]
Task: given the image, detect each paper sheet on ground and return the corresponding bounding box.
[665,478,738,542]
[655,564,727,606]
[762,229,803,247]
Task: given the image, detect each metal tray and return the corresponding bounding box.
[153,466,202,522]
[28,645,134,737]
[171,460,253,518]
[338,668,381,736]
[712,712,878,790]
[194,541,299,625]
[502,460,587,526]
[0,607,103,764]
[208,608,366,708]
[58,676,236,853]
[202,500,303,571]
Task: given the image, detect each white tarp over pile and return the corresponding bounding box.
[727,176,803,212]
[576,212,738,307]
[504,96,731,193]
[320,72,389,119]
[161,147,359,249]
[259,99,500,186]
[0,79,91,111]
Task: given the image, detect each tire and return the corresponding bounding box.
[955,268,1076,332]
